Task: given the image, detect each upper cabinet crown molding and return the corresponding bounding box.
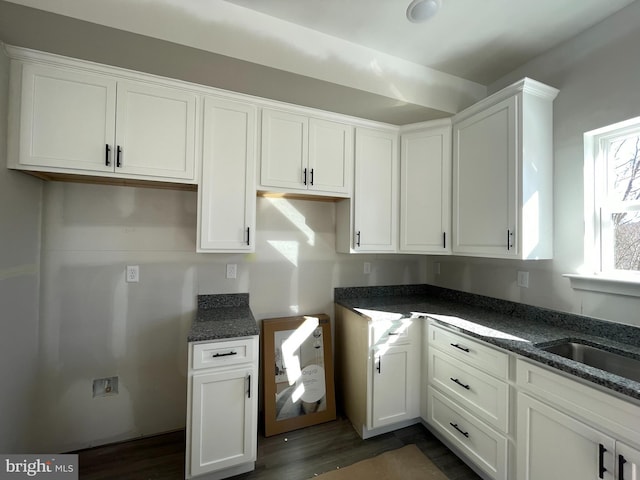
[451,77,558,259]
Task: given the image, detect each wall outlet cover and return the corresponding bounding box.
[226,264,237,279]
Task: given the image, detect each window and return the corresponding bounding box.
[587,117,640,275]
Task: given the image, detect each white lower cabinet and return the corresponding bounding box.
[371,342,418,429]
[425,322,510,480]
[516,359,640,480]
[517,392,616,480]
[335,305,419,439]
[186,336,258,480]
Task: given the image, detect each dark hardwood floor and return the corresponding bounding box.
[76,417,481,480]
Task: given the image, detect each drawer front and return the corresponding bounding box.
[192,337,257,370]
[371,318,413,346]
[428,386,507,480]
[429,349,509,432]
[428,324,508,379]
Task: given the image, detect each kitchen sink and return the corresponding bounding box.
[539,341,640,383]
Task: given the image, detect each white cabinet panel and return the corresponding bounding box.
[18,63,116,172]
[308,118,352,195]
[260,109,308,190]
[190,367,256,477]
[115,81,197,180]
[452,78,558,259]
[517,393,615,480]
[198,97,256,252]
[400,121,451,254]
[352,127,398,252]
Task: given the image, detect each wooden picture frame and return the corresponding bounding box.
[262,314,336,437]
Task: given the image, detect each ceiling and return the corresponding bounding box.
[0,0,637,124]
[224,0,637,85]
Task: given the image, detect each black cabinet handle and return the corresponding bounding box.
[303,167,307,185]
[212,351,237,358]
[619,454,627,480]
[450,343,470,353]
[310,168,314,186]
[450,377,470,390]
[598,444,607,479]
[507,229,513,250]
[449,422,469,438]
[356,231,361,247]
[247,227,250,246]
[376,357,381,374]
[105,144,111,166]
[247,374,252,399]
[116,145,122,168]
[443,232,446,249]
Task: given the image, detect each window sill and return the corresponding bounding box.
[564,273,640,298]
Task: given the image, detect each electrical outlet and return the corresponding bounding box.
[226,264,237,279]
[126,265,139,283]
[517,271,529,288]
[434,262,441,275]
[364,262,371,274]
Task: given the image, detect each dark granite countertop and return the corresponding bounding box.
[335,284,640,402]
[188,293,259,342]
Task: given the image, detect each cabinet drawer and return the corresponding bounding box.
[428,324,508,379]
[427,386,507,480]
[192,337,257,370]
[371,318,413,346]
[429,349,509,432]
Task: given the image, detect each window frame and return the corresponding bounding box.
[566,116,640,297]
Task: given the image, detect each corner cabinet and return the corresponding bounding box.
[399,120,452,254]
[452,78,558,259]
[186,336,259,480]
[9,59,198,184]
[336,127,399,253]
[198,97,256,252]
[259,108,353,197]
[335,305,419,439]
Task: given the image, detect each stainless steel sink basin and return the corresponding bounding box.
[539,341,640,383]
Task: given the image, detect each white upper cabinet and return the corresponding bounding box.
[114,80,197,181]
[399,120,452,254]
[452,78,558,259]
[9,59,198,184]
[337,126,398,253]
[16,63,117,173]
[198,97,257,252]
[259,108,353,197]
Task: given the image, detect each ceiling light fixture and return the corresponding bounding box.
[406,0,442,23]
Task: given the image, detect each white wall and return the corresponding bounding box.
[0,47,43,452]
[31,182,425,452]
[426,0,640,327]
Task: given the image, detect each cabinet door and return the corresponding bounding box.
[354,127,398,252]
[260,109,308,190]
[115,80,197,181]
[190,367,257,477]
[198,97,256,252]
[308,118,353,195]
[517,393,615,480]
[453,96,517,257]
[371,343,417,428]
[617,442,640,480]
[400,125,451,253]
[18,63,116,172]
